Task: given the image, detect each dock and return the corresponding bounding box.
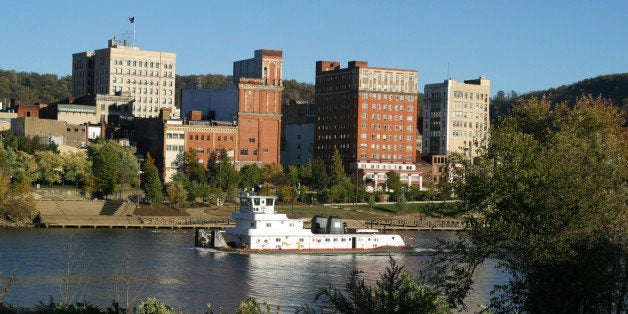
[35,200,465,231]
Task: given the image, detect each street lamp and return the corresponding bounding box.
[137,170,143,207]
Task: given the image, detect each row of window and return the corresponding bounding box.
[112,59,173,70]
[452,91,488,101]
[110,78,173,87]
[453,101,486,111]
[359,153,413,161]
[166,144,184,152]
[240,148,258,156]
[362,133,414,142]
[360,143,414,151]
[452,121,484,129]
[360,93,416,102]
[361,103,414,111]
[452,130,485,138]
[452,111,486,120]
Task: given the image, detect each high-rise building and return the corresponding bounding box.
[315,61,423,187]
[422,77,490,158]
[181,49,284,168]
[72,39,177,119]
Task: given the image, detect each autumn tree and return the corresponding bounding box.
[61,150,90,187]
[35,150,63,186]
[431,96,628,312]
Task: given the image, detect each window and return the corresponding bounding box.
[240,148,248,155]
[249,138,255,142]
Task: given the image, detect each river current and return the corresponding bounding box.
[0,228,501,312]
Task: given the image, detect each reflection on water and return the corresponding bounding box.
[0,228,501,312]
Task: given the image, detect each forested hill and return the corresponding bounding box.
[491,73,628,125]
[175,74,315,106]
[0,70,315,108]
[0,69,71,105]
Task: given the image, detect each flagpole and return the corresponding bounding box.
[133,18,136,47]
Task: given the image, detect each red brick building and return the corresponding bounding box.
[315,61,423,187]
[234,50,283,166]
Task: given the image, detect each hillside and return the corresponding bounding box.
[175,74,315,106]
[491,73,628,125]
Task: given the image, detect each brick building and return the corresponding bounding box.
[181,49,284,168]
[314,60,423,187]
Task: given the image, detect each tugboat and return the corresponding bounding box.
[195,194,412,252]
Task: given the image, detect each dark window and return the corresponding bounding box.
[249,138,255,142]
[240,148,248,155]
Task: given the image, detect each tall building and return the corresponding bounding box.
[72,39,177,119]
[281,100,315,167]
[315,61,422,187]
[181,49,283,168]
[422,77,490,157]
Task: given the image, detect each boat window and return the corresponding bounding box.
[266,223,271,227]
[253,198,261,206]
[299,238,304,242]
[275,238,281,242]
[266,198,274,206]
[325,238,330,242]
[333,238,338,242]
[240,198,251,207]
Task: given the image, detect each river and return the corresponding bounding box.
[0,228,502,312]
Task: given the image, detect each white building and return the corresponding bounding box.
[72,39,176,119]
[423,77,490,158]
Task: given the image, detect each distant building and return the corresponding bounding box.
[422,77,490,157]
[181,49,284,168]
[314,60,423,187]
[72,39,177,119]
[281,100,315,167]
[0,112,17,131]
[11,117,87,148]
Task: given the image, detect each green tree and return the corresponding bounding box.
[310,158,330,191]
[61,150,90,188]
[87,139,122,198]
[141,153,163,203]
[166,179,187,209]
[386,170,403,201]
[35,150,63,186]
[315,256,450,313]
[180,148,206,183]
[239,164,264,190]
[431,96,628,312]
[330,148,350,187]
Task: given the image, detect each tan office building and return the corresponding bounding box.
[423,77,490,158]
[72,39,176,119]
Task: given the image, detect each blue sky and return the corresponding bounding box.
[1,0,626,95]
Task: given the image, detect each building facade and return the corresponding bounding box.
[162,119,238,182]
[72,39,176,119]
[181,49,284,168]
[422,77,490,157]
[11,117,87,148]
[281,100,315,167]
[314,60,422,187]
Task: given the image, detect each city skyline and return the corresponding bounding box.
[2,0,627,96]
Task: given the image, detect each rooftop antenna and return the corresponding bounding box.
[129,16,136,47]
[447,62,450,79]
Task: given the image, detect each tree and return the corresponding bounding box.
[0,143,35,222]
[141,153,163,203]
[239,164,264,190]
[431,96,628,312]
[180,148,206,183]
[315,256,450,313]
[61,150,90,188]
[166,179,187,209]
[310,158,330,191]
[263,163,286,186]
[88,139,122,198]
[35,150,63,186]
[385,170,403,201]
